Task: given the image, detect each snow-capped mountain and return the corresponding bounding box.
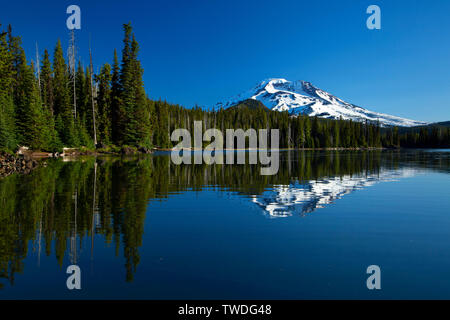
[216,78,427,127]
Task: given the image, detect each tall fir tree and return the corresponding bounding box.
[118,23,151,147]
[53,39,77,146]
[111,49,123,145]
[96,63,112,145]
[8,28,29,145]
[75,61,85,118]
[40,49,54,115]
[0,25,16,151]
[24,61,52,150]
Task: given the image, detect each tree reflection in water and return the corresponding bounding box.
[0,150,449,287]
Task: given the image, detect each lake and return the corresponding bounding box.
[1,150,450,299]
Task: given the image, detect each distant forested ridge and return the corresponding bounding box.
[0,23,448,153]
[396,122,450,148]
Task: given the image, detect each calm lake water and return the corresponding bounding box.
[1,150,450,299]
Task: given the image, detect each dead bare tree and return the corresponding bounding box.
[67,30,77,120]
[35,42,41,93]
[89,40,97,146]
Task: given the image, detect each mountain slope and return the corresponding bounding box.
[215,78,427,127]
[227,99,270,111]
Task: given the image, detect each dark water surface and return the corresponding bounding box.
[1,150,450,299]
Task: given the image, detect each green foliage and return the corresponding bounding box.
[393,125,450,148]
[40,49,53,114]
[0,26,16,151]
[53,39,76,146]
[114,24,151,147]
[96,63,112,145]
[0,23,447,153]
[160,102,385,149]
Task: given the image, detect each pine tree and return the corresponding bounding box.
[24,61,51,150]
[333,119,340,147]
[1,26,58,151]
[312,116,320,148]
[40,49,54,114]
[304,116,312,148]
[111,49,123,145]
[119,23,151,147]
[0,25,16,151]
[83,66,94,138]
[8,29,29,145]
[96,63,112,144]
[154,100,170,148]
[53,40,77,146]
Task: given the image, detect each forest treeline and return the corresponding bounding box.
[0,23,151,152]
[0,23,449,153]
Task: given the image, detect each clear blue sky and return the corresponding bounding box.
[1,0,449,122]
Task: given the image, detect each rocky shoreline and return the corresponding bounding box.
[0,145,154,178]
[0,152,43,178]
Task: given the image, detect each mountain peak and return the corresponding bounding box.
[215,79,427,127]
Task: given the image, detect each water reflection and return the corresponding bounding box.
[0,150,449,287]
[253,167,419,217]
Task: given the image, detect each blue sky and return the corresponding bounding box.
[1,0,449,122]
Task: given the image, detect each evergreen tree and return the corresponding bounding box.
[72,62,93,147]
[40,49,54,115]
[96,63,112,144]
[53,40,77,146]
[153,100,170,148]
[119,23,151,147]
[8,29,29,145]
[111,49,123,145]
[83,66,94,138]
[0,25,16,151]
[23,61,51,150]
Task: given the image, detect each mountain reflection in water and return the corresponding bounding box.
[252,167,419,217]
[0,150,449,288]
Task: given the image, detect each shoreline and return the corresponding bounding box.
[1,146,448,179]
[6,144,447,160]
[0,151,44,178]
[0,146,410,160]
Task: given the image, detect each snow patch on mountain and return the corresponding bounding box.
[215,78,427,127]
